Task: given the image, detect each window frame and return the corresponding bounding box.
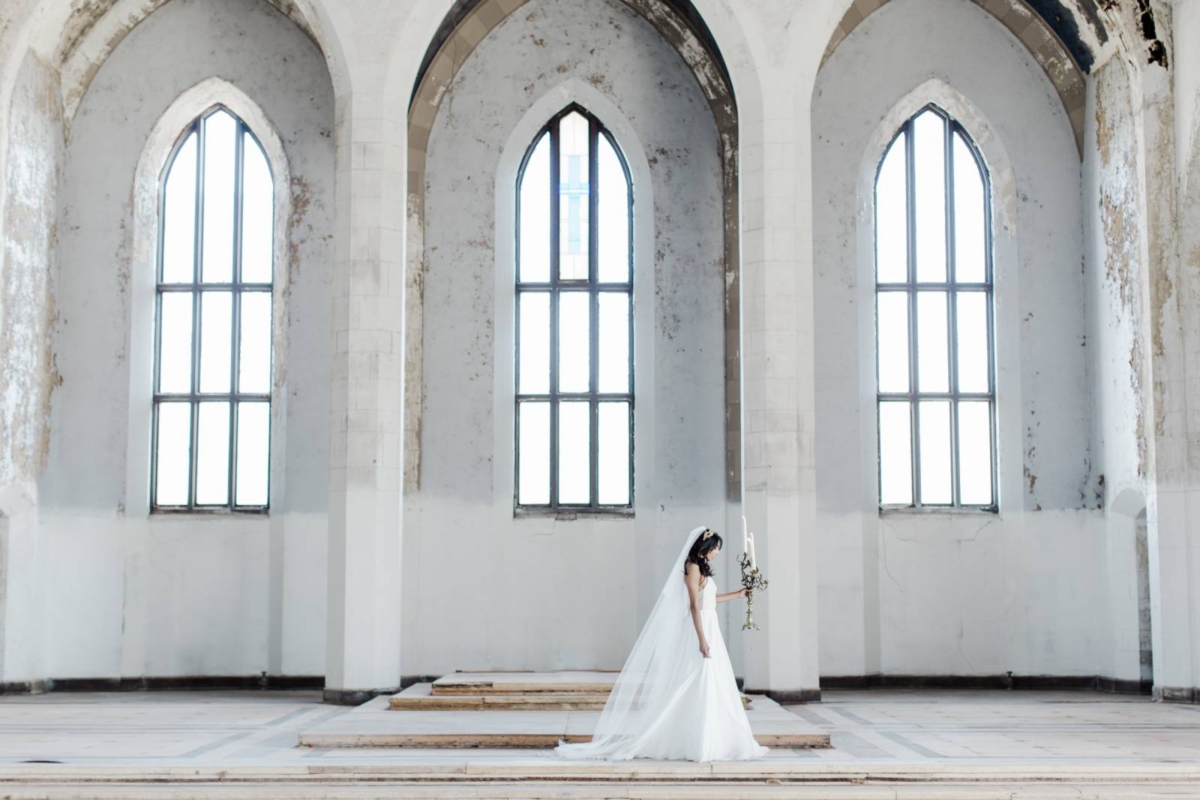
[875,103,998,512]
[514,104,635,513]
[150,105,274,514]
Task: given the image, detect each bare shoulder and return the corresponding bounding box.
[684,561,706,589]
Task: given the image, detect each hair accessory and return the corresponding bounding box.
[701,528,715,541]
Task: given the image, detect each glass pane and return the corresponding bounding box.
[235,401,270,506]
[201,110,237,283]
[913,110,947,283]
[598,293,630,393]
[878,401,912,505]
[558,401,590,504]
[953,132,986,283]
[958,400,993,506]
[598,402,630,505]
[162,132,197,283]
[519,133,550,283]
[199,291,233,393]
[158,292,193,393]
[918,400,952,504]
[956,292,989,393]
[239,291,272,394]
[559,292,590,392]
[558,112,590,281]
[519,292,550,394]
[195,401,230,505]
[597,134,630,283]
[518,402,550,505]
[154,402,191,506]
[876,292,909,393]
[875,132,908,284]
[241,133,273,284]
[916,291,948,392]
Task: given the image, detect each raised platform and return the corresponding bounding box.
[302,691,830,749]
[393,671,749,710]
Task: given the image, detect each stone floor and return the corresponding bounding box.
[0,688,1198,797]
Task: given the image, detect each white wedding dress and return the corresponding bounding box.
[555,527,769,763]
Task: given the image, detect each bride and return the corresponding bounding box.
[555,526,769,762]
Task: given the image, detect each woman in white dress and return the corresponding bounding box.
[555,526,769,762]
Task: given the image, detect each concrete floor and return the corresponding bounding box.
[0,689,1198,797]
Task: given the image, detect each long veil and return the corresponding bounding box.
[554,526,708,760]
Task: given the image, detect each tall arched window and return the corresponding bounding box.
[515,105,633,511]
[875,105,996,510]
[152,106,274,511]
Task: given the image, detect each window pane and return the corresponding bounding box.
[913,110,947,283]
[879,401,912,505]
[918,400,952,504]
[154,402,191,506]
[195,401,231,505]
[597,134,630,283]
[876,132,908,284]
[162,132,197,283]
[876,292,909,393]
[558,112,590,281]
[519,292,550,394]
[518,402,550,505]
[958,400,993,506]
[241,133,273,284]
[519,133,550,283]
[598,293,630,393]
[201,110,237,283]
[158,292,193,393]
[956,291,989,393]
[953,132,986,283]
[558,401,590,504]
[598,402,630,505]
[916,291,948,392]
[199,291,233,393]
[239,291,272,394]
[558,292,590,392]
[235,401,270,506]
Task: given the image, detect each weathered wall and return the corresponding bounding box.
[406,0,729,676]
[35,0,334,680]
[812,0,1139,681]
[0,51,62,683]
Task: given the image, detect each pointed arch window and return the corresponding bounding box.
[875,105,996,510]
[515,106,634,511]
[152,106,274,512]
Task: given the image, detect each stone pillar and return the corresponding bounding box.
[323,84,408,703]
[739,70,821,701]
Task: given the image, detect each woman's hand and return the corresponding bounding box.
[699,639,711,658]
[734,587,749,599]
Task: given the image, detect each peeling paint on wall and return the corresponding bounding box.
[1,53,64,489]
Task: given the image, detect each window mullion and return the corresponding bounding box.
[549,122,560,508]
[588,118,600,509]
[944,117,960,507]
[229,121,245,510]
[905,119,921,508]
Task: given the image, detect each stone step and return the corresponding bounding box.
[431,670,617,695]
[390,683,610,710]
[393,682,751,711]
[301,694,829,749]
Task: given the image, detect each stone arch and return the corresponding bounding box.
[399,0,744,497]
[821,0,1089,155]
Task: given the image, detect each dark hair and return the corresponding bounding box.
[684,529,723,579]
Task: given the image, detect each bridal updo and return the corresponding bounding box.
[684,529,723,579]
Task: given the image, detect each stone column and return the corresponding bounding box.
[739,68,821,701]
[323,82,408,703]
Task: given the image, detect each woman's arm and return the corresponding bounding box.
[684,563,710,658]
[717,588,748,604]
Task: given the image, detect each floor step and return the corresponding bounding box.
[431,670,617,696]
[390,684,610,710]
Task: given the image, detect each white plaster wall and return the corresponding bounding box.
[812,0,1136,680]
[408,0,729,676]
[38,0,334,679]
